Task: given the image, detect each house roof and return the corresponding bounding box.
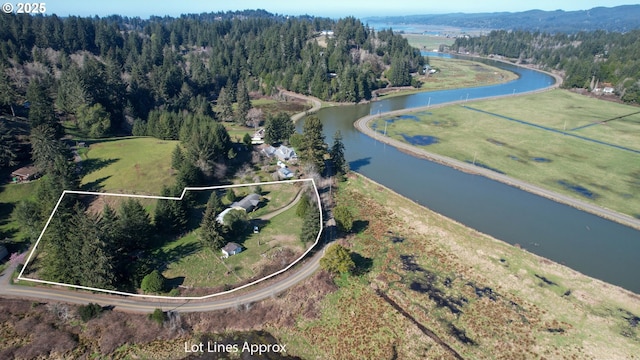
[222,242,242,253]
[216,208,233,224]
[262,145,277,157]
[231,193,261,212]
[278,167,294,178]
[275,146,297,160]
[11,165,38,177]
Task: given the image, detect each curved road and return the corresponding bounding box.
[0,249,324,313]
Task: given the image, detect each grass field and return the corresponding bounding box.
[80,137,178,195]
[402,33,455,51]
[161,201,307,289]
[371,89,640,217]
[272,175,640,359]
[376,57,518,99]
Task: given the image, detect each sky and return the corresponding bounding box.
[45,0,638,19]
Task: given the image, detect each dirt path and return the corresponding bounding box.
[280,90,322,123]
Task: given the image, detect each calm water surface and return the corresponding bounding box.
[299,56,640,293]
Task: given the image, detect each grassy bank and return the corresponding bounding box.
[370,89,640,217]
[376,57,519,99]
[272,174,640,359]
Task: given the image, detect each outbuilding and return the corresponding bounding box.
[11,165,39,182]
[221,242,243,258]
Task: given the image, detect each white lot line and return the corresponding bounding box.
[17,178,323,300]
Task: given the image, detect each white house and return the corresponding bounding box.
[221,242,242,258]
[262,145,297,162]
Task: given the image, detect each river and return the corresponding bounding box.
[298,54,640,294]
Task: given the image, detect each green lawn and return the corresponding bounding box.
[162,204,307,289]
[80,137,178,194]
[371,89,640,217]
[402,34,455,51]
[0,179,39,246]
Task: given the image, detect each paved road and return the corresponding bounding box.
[354,101,640,231]
[0,250,323,313]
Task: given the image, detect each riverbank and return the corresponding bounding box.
[354,93,640,232]
[273,173,640,359]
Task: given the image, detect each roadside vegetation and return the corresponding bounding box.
[272,174,640,359]
[371,89,640,217]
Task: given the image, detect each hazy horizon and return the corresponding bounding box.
[39,1,638,19]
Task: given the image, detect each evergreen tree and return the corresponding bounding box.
[13,200,43,241]
[118,199,153,251]
[216,86,234,122]
[264,112,295,145]
[330,130,348,177]
[26,80,57,130]
[154,186,182,236]
[75,209,116,289]
[140,270,166,293]
[0,122,17,168]
[199,205,226,250]
[76,103,111,138]
[296,193,311,218]
[207,191,223,215]
[225,188,236,203]
[0,64,18,116]
[30,124,65,173]
[243,133,252,146]
[171,144,185,170]
[298,115,326,173]
[235,80,251,124]
[300,201,321,244]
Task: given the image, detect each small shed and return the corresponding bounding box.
[278,167,294,179]
[11,165,39,182]
[221,242,242,258]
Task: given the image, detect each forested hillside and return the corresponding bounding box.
[0,10,423,136]
[366,5,640,33]
[452,30,640,104]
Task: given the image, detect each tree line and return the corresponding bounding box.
[0,10,423,138]
[451,29,640,104]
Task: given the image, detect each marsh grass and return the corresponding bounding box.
[372,89,640,216]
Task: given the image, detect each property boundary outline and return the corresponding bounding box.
[16,178,323,300]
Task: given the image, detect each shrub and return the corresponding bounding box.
[149,308,166,325]
[140,270,166,293]
[320,244,355,275]
[78,303,104,322]
[333,205,355,233]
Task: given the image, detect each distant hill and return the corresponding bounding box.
[365,5,640,33]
